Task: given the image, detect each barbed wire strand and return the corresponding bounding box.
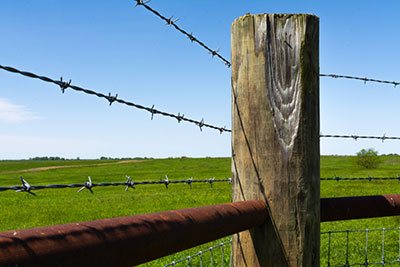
[3,64,400,141]
[321,176,400,182]
[0,176,232,195]
[320,74,400,87]
[320,134,400,142]
[0,64,230,134]
[134,0,231,68]
[134,1,400,88]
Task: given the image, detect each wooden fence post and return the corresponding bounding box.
[231,14,320,266]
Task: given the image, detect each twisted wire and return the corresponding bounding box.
[321,176,400,182]
[320,73,400,87]
[320,134,400,142]
[0,176,232,195]
[134,0,231,68]
[3,64,400,140]
[0,64,230,133]
[134,1,400,88]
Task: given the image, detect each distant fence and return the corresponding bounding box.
[164,238,232,267]
[321,227,400,266]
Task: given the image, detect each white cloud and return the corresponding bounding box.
[0,98,39,123]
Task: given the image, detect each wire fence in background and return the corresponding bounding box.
[165,227,400,267]
[321,227,400,266]
[0,176,232,196]
[164,238,231,267]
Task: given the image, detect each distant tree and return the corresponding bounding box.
[356,148,381,169]
[29,156,65,161]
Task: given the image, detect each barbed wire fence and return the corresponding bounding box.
[131,3,400,266]
[321,176,400,182]
[0,176,232,196]
[134,0,231,68]
[134,0,400,88]
[320,134,400,142]
[0,1,400,266]
[4,174,400,196]
[2,64,399,142]
[0,65,230,134]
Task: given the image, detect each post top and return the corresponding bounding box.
[233,13,319,25]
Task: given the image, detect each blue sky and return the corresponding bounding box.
[0,0,399,159]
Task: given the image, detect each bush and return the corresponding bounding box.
[355,148,381,169]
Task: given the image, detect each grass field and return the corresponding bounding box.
[1,155,400,266]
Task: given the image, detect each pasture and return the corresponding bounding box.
[1,155,400,266]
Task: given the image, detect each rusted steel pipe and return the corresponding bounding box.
[321,194,400,222]
[0,200,267,267]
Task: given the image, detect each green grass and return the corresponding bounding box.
[1,155,400,266]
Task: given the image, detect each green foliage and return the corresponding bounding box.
[1,156,400,266]
[355,148,381,169]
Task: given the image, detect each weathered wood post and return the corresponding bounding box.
[231,14,320,266]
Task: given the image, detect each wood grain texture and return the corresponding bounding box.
[231,14,320,267]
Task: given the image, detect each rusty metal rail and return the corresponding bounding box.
[321,194,400,222]
[2,195,400,266]
[0,200,267,267]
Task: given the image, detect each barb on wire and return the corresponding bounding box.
[58,77,71,93]
[16,177,36,196]
[163,175,170,189]
[208,177,215,187]
[77,176,94,194]
[0,64,231,134]
[320,73,400,87]
[134,0,231,67]
[320,133,400,142]
[0,176,232,195]
[125,175,135,191]
[186,177,193,189]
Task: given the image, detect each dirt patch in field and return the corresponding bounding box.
[0,160,143,174]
